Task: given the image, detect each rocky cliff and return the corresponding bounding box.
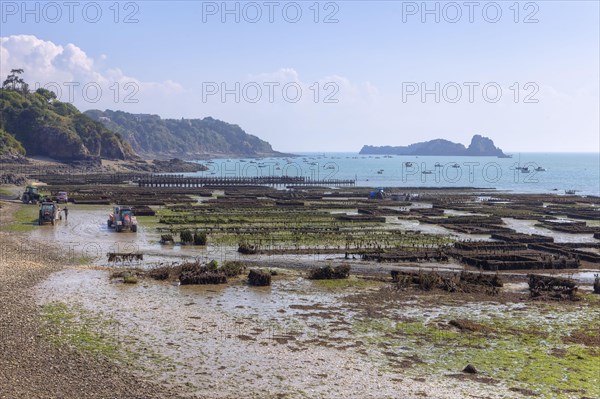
[0,88,136,162]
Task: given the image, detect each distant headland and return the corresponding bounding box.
[359,135,509,157]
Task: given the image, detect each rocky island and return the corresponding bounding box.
[360,135,509,157]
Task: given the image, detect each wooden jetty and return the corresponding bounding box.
[137,174,356,188]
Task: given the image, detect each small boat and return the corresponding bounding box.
[434,162,442,168]
[451,163,460,168]
[521,167,530,174]
[535,167,546,172]
[565,189,577,195]
[422,170,434,175]
[404,162,414,167]
[377,169,384,174]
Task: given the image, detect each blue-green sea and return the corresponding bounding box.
[187,153,600,197]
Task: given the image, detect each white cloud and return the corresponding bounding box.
[248,68,301,84]
[0,34,183,110]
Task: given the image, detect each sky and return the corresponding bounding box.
[1,1,599,153]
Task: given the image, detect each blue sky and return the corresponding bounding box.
[1,1,599,152]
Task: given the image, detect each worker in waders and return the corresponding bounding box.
[63,206,69,221]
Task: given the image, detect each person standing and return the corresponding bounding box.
[63,205,68,221]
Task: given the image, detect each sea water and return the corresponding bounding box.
[187,153,600,196]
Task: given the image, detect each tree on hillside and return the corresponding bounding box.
[36,87,57,103]
[2,69,29,93]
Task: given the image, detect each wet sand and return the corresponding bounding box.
[0,202,187,399]
[37,267,531,399]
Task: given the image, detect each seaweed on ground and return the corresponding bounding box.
[308,264,351,280]
[391,270,502,295]
[528,274,578,301]
[248,269,271,286]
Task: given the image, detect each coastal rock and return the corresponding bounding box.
[465,135,505,157]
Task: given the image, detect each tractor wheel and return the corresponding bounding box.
[131,225,137,233]
[107,220,113,228]
[116,225,122,232]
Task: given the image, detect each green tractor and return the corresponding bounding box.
[22,186,42,204]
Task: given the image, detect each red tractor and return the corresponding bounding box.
[108,206,138,232]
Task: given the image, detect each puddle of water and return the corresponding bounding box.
[29,205,158,262]
[390,218,491,242]
[548,270,599,284]
[502,218,597,243]
[443,209,485,216]
[328,209,359,215]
